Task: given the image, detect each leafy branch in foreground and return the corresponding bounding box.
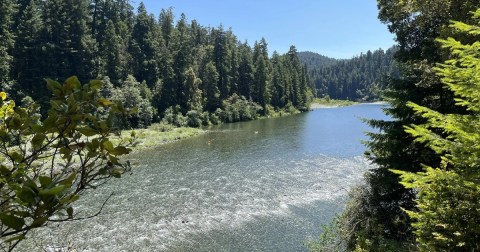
[0,77,134,251]
[394,9,480,251]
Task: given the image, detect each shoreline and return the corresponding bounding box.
[115,126,207,153]
[310,100,387,110]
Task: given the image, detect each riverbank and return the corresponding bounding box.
[310,98,358,109]
[118,108,304,152]
[114,123,206,153]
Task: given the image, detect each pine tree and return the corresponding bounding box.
[270,52,286,108]
[103,19,126,84]
[252,39,270,113]
[184,67,202,111]
[12,0,44,97]
[237,42,254,100]
[345,0,480,249]
[212,26,232,101]
[396,11,480,250]
[129,2,162,87]
[172,13,193,113]
[0,0,16,91]
[203,61,220,111]
[43,0,96,82]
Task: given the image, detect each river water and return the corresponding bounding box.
[21,103,389,252]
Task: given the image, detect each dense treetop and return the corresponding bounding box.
[1,0,313,128]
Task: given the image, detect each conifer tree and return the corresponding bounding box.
[103,19,126,84]
[344,0,480,249]
[129,2,162,87]
[237,42,254,100]
[252,39,270,112]
[203,61,220,111]
[0,0,16,91]
[12,0,44,97]
[270,51,286,108]
[396,11,480,250]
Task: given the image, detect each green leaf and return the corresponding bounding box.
[0,214,25,230]
[60,173,76,187]
[31,133,46,149]
[0,165,10,176]
[64,76,81,91]
[112,146,130,156]
[109,155,120,164]
[39,185,66,196]
[8,151,23,163]
[66,207,73,218]
[17,186,37,204]
[59,147,72,157]
[89,80,103,90]
[31,216,48,228]
[102,140,114,152]
[77,126,98,136]
[4,234,25,243]
[98,98,113,107]
[45,79,63,96]
[39,176,52,188]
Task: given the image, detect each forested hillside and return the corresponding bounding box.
[0,0,313,129]
[300,48,397,101]
[297,52,337,70]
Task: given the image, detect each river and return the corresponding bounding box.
[21,103,389,251]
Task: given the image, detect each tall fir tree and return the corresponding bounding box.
[237,42,254,100]
[341,0,480,250]
[396,11,480,250]
[0,0,16,91]
[252,39,270,113]
[12,0,44,98]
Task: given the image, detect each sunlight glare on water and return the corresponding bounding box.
[21,104,389,252]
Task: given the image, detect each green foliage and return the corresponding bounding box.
[302,48,398,101]
[162,106,187,127]
[350,1,480,249]
[305,218,344,252]
[0,0,16,91]
[110,75,156,129]
[312,97,357,107]
[297,51,338,70]
[0,77,132,251]
[394,11,480,251]
[3,0,313,129]
[220,94,261,123]
[185,110,202,127]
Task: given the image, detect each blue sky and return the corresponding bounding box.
[137,1,395,59]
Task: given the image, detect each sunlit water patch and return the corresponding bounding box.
[19,104,389,251]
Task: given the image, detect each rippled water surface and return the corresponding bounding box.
[22,104,389,251]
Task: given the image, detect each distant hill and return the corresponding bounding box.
[299,47,398,101]
[297,51,338,70]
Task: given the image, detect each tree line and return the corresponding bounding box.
[299,48,398,101]
[0,0,313,129]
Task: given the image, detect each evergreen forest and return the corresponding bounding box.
[1,0,480,251]
[0,0,314,129]
[299,48,398,101]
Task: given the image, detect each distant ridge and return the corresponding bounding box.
[297,51,338,70]
[299,47,398,101]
